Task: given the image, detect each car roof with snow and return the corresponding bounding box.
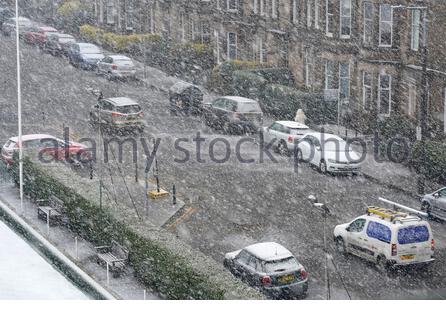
[304,132,343,141]
[9,134,55,142]
[109,55,131,60]
[223,96,258,104]
[105,97,138,106]
[276,121,309,129]
[245,242,293,261]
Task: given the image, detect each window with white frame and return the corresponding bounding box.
[339,63,350,100]
[148,7,154,33]
[253,0,258,14]
[260,0,266,16]
[106,0,114,24]
[325,61,338,90]
[292,0,299,24]
[227,0,238,11]
[362,72,373,110]
[340,0,351,38]
[363,2,374,46]
[326,0,335,37]
[411,9,421,51]
[378,74,392,115]
[314,0,320,29]
[201,21,211,44]
[227,32,237,60]
[305,47,314,88]
[379,4,392,47]
[307,0,312,27]
[271,0,278,19]
[253,35,267,63]
[125,1,133,29]
[216,0,221,9]
[192,21,201,42]
[180,13,186,42]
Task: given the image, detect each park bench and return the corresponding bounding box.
[37,195,65,227]
[95,240,129,277]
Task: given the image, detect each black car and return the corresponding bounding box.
[169,81,203,116]
[44,33,76,56]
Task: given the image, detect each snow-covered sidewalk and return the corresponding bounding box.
[0,184,160,300]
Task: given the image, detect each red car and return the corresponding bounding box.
[1,134,91,166]
[24,25,58,47]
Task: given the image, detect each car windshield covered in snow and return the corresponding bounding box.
[237,102,261,113]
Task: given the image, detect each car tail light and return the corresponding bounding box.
[111,112,123,118]
[233,112,241,120]
[261,275,272,287]
[300,268,308,280]
[288,136,294,143]
[431,239,435,251]
[391,244,397,256]
[139,112,144,117]
[112,64,118,70]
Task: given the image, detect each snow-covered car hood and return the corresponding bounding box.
[81,53,104,61]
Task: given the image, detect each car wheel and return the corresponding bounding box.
[277,140,289,156]
[376,255,388,272]
[421,202,432,219]
[319,160,328,174]
[335,237,347,255]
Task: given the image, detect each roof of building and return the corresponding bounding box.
[245,242,293,261]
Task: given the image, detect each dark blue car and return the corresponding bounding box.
[68,42,104,70]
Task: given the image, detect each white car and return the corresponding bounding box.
[262,121,310,155]
[333,207,435,271]
[97,55,137,80]
[296,132,361,174]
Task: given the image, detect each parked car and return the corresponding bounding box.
[68,42,104,70]
[202,96,263,134]
[421,187,446,220]
[24,25,57,47]
[296,132,362,174]
[1,16,33,37]
[96,55,137,80]
[263,121,311,156]
[1,134,91,166]
[43,32,76,56]
[333,206,435,271]
[224,242,308,299]
[0,7,14,27]
[89,97,145,133]
[168,81,203,116]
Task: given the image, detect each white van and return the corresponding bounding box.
[333,207,435,271]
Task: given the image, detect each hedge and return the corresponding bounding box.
[410,141,446,184]
[260,84,332,123]
[251,68,295,87]
[11,154,263,300]
[231,70,267,99]
[79,24,161,53]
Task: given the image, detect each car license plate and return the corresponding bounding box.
[279,274,295,284]
[401,255,415,260]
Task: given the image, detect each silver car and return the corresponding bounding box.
[1,16,32,37]
[421,187,446,220]
[263,121,310,156]
[97,55,137,80]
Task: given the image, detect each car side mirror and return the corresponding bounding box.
[346,226,351,232]
[434,193,440,199]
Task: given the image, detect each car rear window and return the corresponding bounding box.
[290,128,309,135]
[4,140,16,148]
[398,226,430,245]
[116,104,141,114]
[263,257,299,273]
[237,102,261,113]
[366,221,391,243]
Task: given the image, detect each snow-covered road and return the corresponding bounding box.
[0,220,89,299]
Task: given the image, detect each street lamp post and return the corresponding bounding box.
[308,195,331,300]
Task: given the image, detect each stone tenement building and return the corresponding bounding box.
[93,1,446,132]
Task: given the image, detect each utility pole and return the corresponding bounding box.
[418,7,429,195]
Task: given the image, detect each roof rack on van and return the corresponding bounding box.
[366,206,421,224]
